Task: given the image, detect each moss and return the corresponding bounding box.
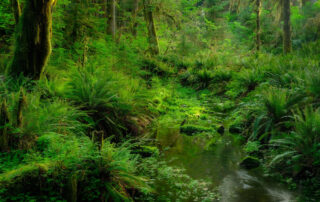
[180,125,213,136]
[0,100,10,152]
[0,162,51,187]
[16,89,27,128]
[9,0,57,79]
[11,0,21,24]
[240,156,260,169]
[141,57,174,76]
[143,0,159,55]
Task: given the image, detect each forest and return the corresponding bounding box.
[0,0,320,201]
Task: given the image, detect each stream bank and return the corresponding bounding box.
[153,81,296,201]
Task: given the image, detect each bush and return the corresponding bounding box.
[305,67,320,98]
[141,57,174,77]
[136,157,219,201]
[0,136,151,201]
[237,68,262,91]
[65,66,132,138]
[195,69,215,90]
[270,107,320,174]
[250,88,304,142]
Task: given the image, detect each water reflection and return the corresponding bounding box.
[162,135,296,202]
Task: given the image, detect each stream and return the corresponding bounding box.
[162,135,296,202]
[155,85,297,201]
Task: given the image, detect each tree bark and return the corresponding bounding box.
[0,101,10,152]
[106,0,116,39]
[131,0,140,37]
[9,0,57,79]
[301,0,308,6]
[256,0,262,51]
[143,0,159,55]
[283,0,292,54]
[11,0,21,25]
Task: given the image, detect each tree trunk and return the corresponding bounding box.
[131,0,140,37]
[301,0,308,6]
[143,0,159,55]
[256,0,262,51]
[283,0,292,54]
[0,101,10,152]
[11,0,21,25]
[9,0,57,79]
[106,0,116,39]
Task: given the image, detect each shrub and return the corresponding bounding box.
[65,66,130,138]
[0,86,87,151]
[136,157,219,201]
[0,137,151,201]
[250,88,304,142]
[195,69,215,90]
[270,107,320,174]
[212,67,232,82]
[237,68,262,91]
[305,67,320,98]
[141,57,174,77]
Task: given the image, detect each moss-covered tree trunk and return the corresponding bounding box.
[131,0,140,37]
[106,0,116,39]
[11,0,21,25]
[229,0,241,15]
[256,0,262,51]
[283,0,292,54]
[9,0,57,80]
[143,0,159,55]
[301,0,308,6]
[0,101,10,152]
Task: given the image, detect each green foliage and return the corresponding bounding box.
[244,141,261,153]
[137,157,219,201]
[270,107,320,180]
[92,140,151,201]
[305,67,320,98]
[141,57,174,77]
[250,87,303,142]
[0,0,14,53]
[0,136,151,201]
[65,65,132,137]
[236,68,262,91]
[2,0,320,200]
[195,69,215,89]
[179,68,217,90]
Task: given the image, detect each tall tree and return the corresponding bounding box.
[106,0,117,39]
[143,0,159,55]
[301,0,309,6]
[283,0,292,54]
[255,0,262,51]
[9,0,58,79]
[131,0,140,36]
[11,0,21,24]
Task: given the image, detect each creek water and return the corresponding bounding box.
[162,135,296,202]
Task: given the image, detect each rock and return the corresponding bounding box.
[217,125,225,135]
[229,124,242,134]
[180,125,213,136]
[240,156,260,169]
